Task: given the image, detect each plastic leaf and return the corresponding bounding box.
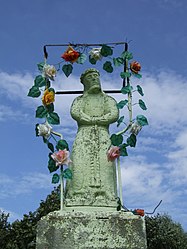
[119,144,128,156]
[113,57,124,66]
[35,105,48,118]
[28,86,41,98]
[120,72,131,79]
[117,116,124,127]
[139,99,147,110]
[121,51,133,60]
[34,75,46,87]
[103,61,113,73]
[127,134,137,147]
[48,158,58,173]
[100,44,113,57]
[62,64,73,77]
[52,173,60,184]
[37,62,45,72]
[110,134,123,146]
[63,168,72,179]
[137,85,144,96]
[117,100,128,109]
[136,115,149,126]
[48,142,54,152]
[47,112,60,125]
[121,85,133,94]
[56,139,69,151]
[132,72,142,79]
[76,53,87,64]
[89,55,97,64]
[45,103,54,113]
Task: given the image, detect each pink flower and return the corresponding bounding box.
[51,149,71,166]
[107,146,120,162]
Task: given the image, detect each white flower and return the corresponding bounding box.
[130,123,142,135]
[89,48,102,61]
[36,122,52,138]
[43,64,57,81]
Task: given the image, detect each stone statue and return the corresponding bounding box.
[65,69,119,208]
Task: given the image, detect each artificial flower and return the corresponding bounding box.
[51,149,71,166]
[107,146,120,162]
[130,123,142,135]
[130,61,141,74]
[61,46,80,63]
[43,64,57,81]
[133,209,145,217]
[36,122,52,139]
[89,48,102,61]
[42,89,55,106]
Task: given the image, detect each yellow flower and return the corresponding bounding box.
[42,89,55,106]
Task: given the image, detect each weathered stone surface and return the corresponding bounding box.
[36,210,147,249]
[65,69,119,208]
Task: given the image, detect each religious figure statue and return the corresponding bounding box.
[65,69,119,208]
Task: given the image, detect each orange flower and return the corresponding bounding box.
[130,61,141,74]
[61,46,80,63]
[42,89,55,106]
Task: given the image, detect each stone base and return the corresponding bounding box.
[36,210,147,249]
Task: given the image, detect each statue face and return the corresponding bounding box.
[84,72,101,93]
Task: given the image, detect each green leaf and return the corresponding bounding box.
[103,61,113,73]
[62,64,73,77]
[136,115,149,126]
[117,116,124,127]
[89,55,97,64]
[48,158,58,173]
[132,72,142,79]
[37,62,45,72]
[110,134,123,146]
[113,57,124,66]
[27,86,41,98]
[43,137,48,144]
[139,99,147,110]
[35,105,48,118]
[63,168,72,179]
[76,53,87,64]
[120,72,131,79]
[56,139,69,151]
[47,112,60,125]
[119,144,128,156]
[100,44,113,57]
[121,51,133,60]
[48,142,54,152]
[117,100,128,109]
[137,85,144,96]
[121,85,133,94]
[34,75,46,88]
[45,103,54,113]
[52,173,60,184]
[127,134,137,147]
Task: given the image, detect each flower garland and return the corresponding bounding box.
[27,42,148,191]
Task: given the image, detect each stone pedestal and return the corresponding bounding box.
[36,210,147,249]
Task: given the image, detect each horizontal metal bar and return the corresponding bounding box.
[55,90,121,95]
[44,41,127,48]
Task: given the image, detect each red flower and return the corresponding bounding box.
[61,46,80,63]
[130,61,141,74]
[133,209,144,217]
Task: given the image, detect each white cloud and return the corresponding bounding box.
[0,172,51,199]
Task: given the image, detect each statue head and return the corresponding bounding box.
[80,68,101,93]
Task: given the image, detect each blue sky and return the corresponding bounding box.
[1,0,187,231]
